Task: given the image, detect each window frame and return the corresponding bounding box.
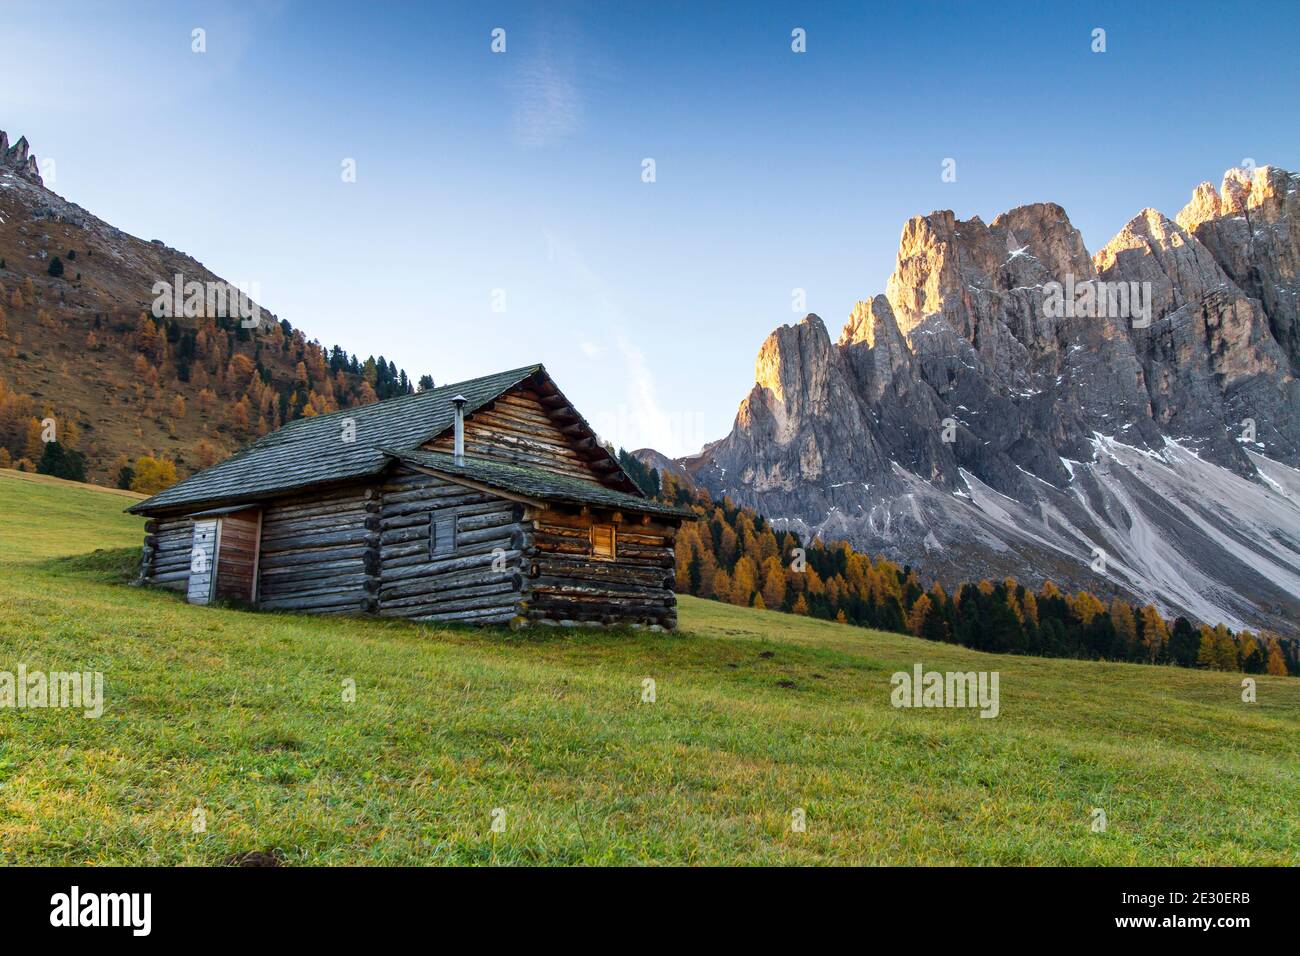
[430,512,457,557]
[590,522,616,561]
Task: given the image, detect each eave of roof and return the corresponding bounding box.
[388,448,697,519]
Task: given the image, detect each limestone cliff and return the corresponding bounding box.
[677,166,1300,637]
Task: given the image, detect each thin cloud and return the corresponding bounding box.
[509,46,582,147]
[613,332,677,453]
[546,232,679,454]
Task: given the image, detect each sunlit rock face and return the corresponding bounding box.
[1176,166,1300,378]
[677,167,1300,636]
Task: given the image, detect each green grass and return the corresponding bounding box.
[0,470,1297,865]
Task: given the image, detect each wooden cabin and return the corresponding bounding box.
[128,365,694,629]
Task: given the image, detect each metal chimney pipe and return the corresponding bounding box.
[451,395,467,465]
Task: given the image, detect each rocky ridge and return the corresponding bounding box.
[665,165,1300,636]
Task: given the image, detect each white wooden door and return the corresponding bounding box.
[187,519,219,605]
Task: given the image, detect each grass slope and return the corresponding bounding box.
[0,471,1296,865]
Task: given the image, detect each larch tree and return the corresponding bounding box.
[760,555,787,610]
[1265,641,1288,676]
[730,556,758,607]
[1139,605,1169,662]
[711,569,732,602]
[906,594,933,637]
[1110,599,1138,658]
[129,456,178,495]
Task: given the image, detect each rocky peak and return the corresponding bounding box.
[884,209,970,340]
[0,129,44,186]
[671,164,1300,636]
[1179,165,1296,227]
[989,202,1094,280]
[839,295,913,401]
[1171,165,1300,380]
[1176,181,1223,231]
[753,313,835,404]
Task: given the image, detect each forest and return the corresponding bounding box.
[615,452,1300,677]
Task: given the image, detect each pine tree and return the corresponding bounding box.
[1169,617,1199,667]
[36,441,85,481]
[921,596,951,643]
[1238,634,1266,674]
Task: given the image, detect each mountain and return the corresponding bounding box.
[656,165,1300,638]
[0,128,425,483]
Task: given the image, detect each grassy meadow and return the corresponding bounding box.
[0,468,1296,865]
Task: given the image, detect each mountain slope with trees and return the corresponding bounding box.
[0,128,429,486]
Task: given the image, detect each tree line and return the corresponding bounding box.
[637,459,1299,677]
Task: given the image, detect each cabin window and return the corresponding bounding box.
[431,513,457,557]
[591,523,616,560]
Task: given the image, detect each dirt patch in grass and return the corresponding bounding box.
[224,849,286,867]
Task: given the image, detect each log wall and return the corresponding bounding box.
[255,485,380,615]
[376,466,530,625]
[523,507,680,630]
[135,468,685,631]
[425,387,606,484]
[137,515,193,591]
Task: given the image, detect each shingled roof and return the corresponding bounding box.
[129,365,548,515]
[386,449,696,519]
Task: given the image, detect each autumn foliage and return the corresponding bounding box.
[651,467,1299,677]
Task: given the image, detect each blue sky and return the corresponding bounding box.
[6,0,1299,456]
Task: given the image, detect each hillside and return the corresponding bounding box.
[0,129,427,484]
[0,469,1296,865]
